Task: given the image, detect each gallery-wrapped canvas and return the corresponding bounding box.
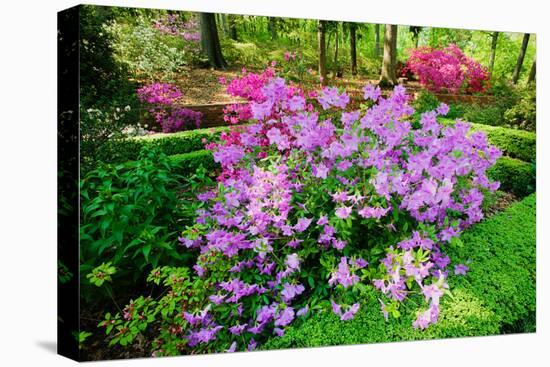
[58,4,536,361]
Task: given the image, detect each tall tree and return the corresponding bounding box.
[333,22,340,76]
[220,14,229,36]
[527,60,536,83]
[349,23,357,75]
[374,24,381,57]
[512,33,530,84]
[228,14,238,40]
[488,31,499,77]
[409,26,422,48]
[318,20,328,86]
[200,13,227,69]
[379,24,398,86]
[268,17,278,40]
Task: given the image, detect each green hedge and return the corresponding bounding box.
[264,194,536,350]
[95,126,229,164]
[488,157,536,197]
[168,149,218,174]
[439,118,536,162]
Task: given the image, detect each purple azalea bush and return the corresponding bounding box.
[105,70,501,356]
[175,72,501,352]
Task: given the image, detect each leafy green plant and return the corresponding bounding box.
[80,147,191,295]
[87,262,117,287]
[98,266,211,355]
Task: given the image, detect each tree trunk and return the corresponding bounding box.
[221,14,229,36]
[350,23,357,75]
[228,14,238,40]
[318,20,328,86]
[200,13,227,69]
[512,33,530,84]
[410,26,422,48]
[527,60,536,83]
[488,31,499,77]
[374,24,381,57]
[333,23,339,76]
[379,24,398,86]
[269,17,277,40]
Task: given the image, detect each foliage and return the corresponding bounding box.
[503,84,536,131]
[404,44,489,93]
[87,262,117,287]
[106,16,189,82]
[99,266,210,353]
[105,71,501,356]
[79,5,139,110]
[80,148,192,297]
[265,194,536,349]
[80,105,134,171]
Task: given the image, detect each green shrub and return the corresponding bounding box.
[93,126,228,167]
[80,147,197,300]
[412,91,441,114]
[488,157,536,197]
[264,194,536,349]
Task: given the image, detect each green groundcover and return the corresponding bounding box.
[264,194,536,350]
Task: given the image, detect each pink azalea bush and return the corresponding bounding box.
[106,70,501,356]
[404,44,490,93]
[137,82,202,133]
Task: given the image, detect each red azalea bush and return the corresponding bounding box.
[404,44,490,94]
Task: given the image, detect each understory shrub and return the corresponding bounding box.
[99,70,503,356]
[264,194,536,349]
[404,44,489,93]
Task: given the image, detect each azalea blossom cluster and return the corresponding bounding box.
[153,14,201,42]
[137,83,202,133]
[403,44,490,93]
[178,69,500,353]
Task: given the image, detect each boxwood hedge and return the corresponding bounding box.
[94,126,229,164]
[264,194,536,350]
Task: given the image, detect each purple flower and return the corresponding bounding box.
[335,206,352,219]
[362,84,381,101]
[329,257,360,288]
[229,323,247,335]
[297,305,309,317]
[274,307,295,327]
[293,217,312,232]
[436,103,450,116]
[281,283,305,303]
[340,303,360,321]
[317,215,329,226]
[226,341,237,353]
[285,253,301,271]
[454,264,469,275]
